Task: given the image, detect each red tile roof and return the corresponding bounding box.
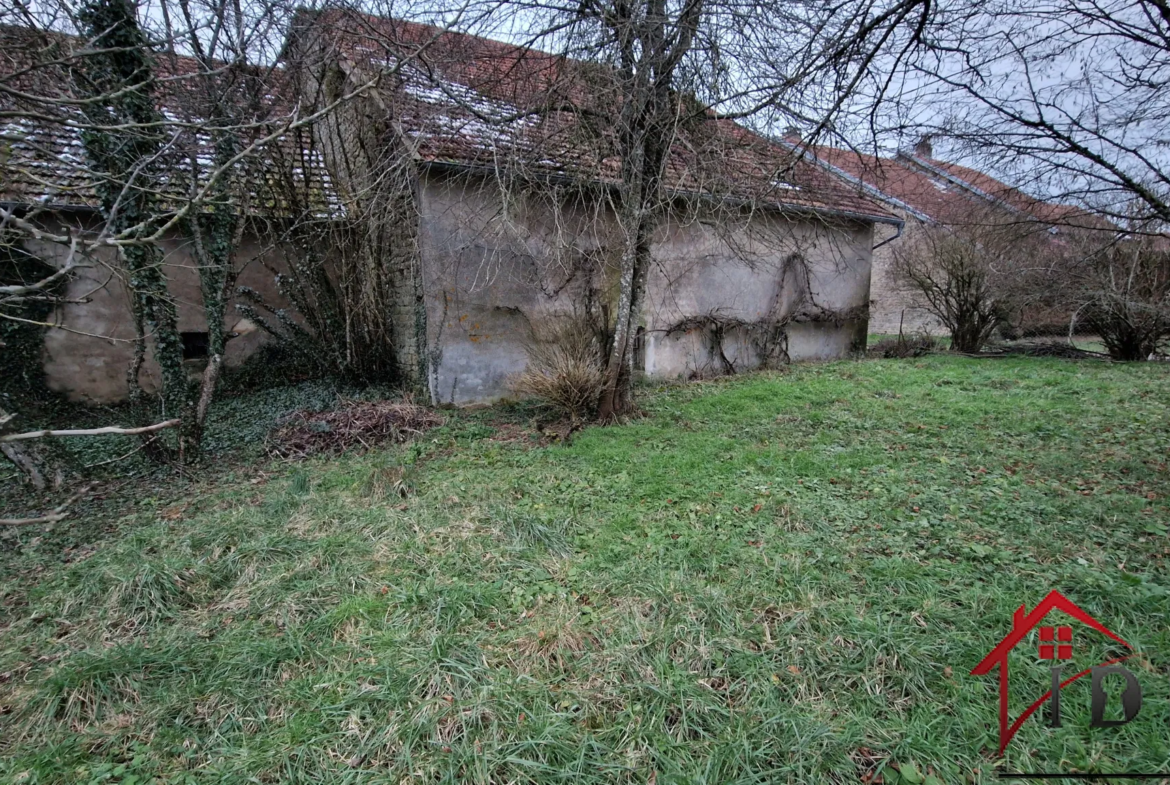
[906,155,1092,226]
[802,141,1099,229]
[301,10,898,224]
[0,24,336,215]
[804,144,999,225]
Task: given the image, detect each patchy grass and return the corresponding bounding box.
[1,356,1169,784]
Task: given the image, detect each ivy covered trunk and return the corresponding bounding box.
[73,0,192,458]
[185,128,243,452]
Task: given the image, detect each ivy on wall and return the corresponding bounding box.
[0,238,60,403]
[73,0,192,438]
[662,254,869,376]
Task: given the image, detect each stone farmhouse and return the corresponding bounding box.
[287,10,905,403]
[6,13,911,405]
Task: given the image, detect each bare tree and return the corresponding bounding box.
[830,0,1170,228]
[349,0,928,419]
[0,0,370,502]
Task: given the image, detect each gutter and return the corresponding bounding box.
[0,200,99,215]
[871,220,903,251]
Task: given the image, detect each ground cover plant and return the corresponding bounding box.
[1,355,1168,784]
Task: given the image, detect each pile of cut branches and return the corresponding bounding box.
[983,341,1107,360]
[269,400,443,458]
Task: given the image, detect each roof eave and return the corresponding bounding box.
[418,158,901,226]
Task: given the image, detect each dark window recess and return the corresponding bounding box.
[181,331,210,360]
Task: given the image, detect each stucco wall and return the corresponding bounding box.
[418,171,877,405]
[35,173,880,406]
[642,213,873,378]
[36,216,290,403]
[867,217,944,336]
[417,171,607,405]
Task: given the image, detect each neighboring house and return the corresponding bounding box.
[4,14,899,406]
[287,10,899,404]
[797,137,1078,335]
[0,24,336,403]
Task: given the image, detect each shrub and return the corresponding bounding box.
[1068,236,1170,361]
[511,318,606,424]
[892,221,1046,353]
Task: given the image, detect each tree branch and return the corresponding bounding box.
[0,419,181,443]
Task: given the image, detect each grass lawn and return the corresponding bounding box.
[1,356,1168,784]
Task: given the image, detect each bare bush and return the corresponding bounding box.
[1067,235,1170,361]
[892,223,1044,353]
[512,318,606,424]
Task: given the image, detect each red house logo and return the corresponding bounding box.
[970,590,1140,755]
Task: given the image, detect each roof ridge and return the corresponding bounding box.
[895,151,1030,218]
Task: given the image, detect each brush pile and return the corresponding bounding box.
[269,400,443,458]
[991,341,1106,359]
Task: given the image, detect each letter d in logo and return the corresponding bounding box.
[1090,665,1142,728]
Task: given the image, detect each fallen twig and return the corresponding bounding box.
[82,435,161,468]
[0,419,180,443]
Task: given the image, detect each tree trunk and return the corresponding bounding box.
[0,407,64,490]
[597,201,646,419]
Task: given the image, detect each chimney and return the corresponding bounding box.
[915,135,933,159]
[783,126,802,144]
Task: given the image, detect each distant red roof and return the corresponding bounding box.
[914,156,1092,225]
[802,141,1098,229]
[298,9,898,224]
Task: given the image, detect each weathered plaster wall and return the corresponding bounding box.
[867,217,945,335]
[417,171,607,405]
[37,217,289,403]
[36,171,881,407]
[642,212,874,377]
[418,171,878,405]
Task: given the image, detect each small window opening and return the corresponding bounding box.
[181,331,210,360]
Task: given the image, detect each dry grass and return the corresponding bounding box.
[511,318,606,423]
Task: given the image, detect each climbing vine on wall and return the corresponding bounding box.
[662,254,868,377]
[73,0,192,450]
